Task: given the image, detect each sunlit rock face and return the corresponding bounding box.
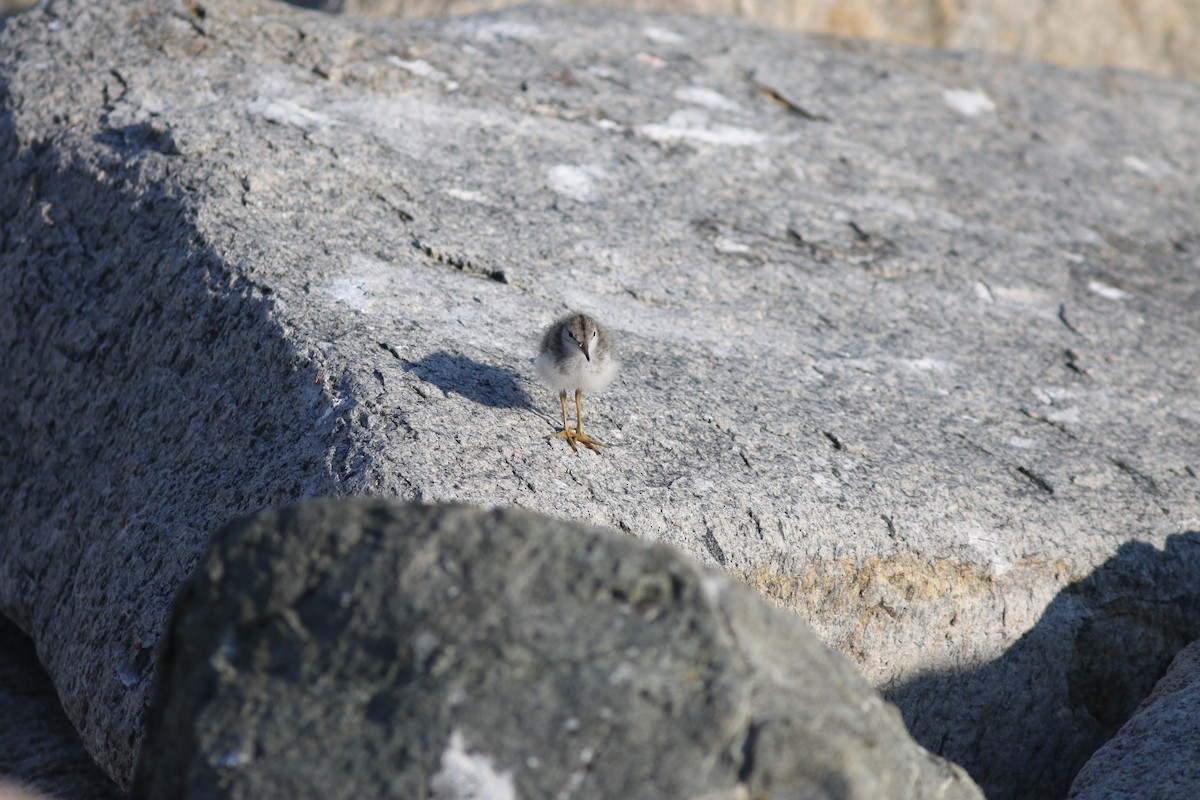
[2,0,1199,796]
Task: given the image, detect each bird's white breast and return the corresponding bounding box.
[534,348,618,393]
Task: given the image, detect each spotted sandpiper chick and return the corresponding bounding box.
[535,312,618,454]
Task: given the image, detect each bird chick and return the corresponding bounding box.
[534,312,618,453]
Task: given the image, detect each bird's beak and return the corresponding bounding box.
[581,341,591,362]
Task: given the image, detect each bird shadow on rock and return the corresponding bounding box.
[885,530,1200,800]
[402,352,534,410]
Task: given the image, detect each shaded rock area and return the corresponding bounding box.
[2,0,1199,796]
[891,533,1200,800]
[1068,638,1200,799]
[0,615,122,800]
[135,498,983,800]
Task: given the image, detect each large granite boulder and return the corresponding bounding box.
[5,0,1200,80]
[134,499,983,799]
[2,0,1199,795]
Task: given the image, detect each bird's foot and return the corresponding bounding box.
[546,427,579,453]
[572,429,609,455]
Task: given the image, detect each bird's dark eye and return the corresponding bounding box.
[592,330,597,339]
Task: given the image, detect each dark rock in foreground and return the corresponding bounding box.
[135,499,982,800]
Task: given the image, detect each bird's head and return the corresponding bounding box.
[564,313,598,362]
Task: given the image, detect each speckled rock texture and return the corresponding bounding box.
[1068,639,1200,799]
[134,499,983,799]
[308,0,1200,81]
[2,0,1199,796]
[0,615,122,800]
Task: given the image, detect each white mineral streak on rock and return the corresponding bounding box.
[942,88,995,117]
[248,97,335,130]
[642,26,685,44]
[430,730,517,800]
[674,86,741,112]
[547,164,606,202]
[639,110,769,146]
[1088,280,1130,300]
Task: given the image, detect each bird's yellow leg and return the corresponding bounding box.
[546,390,578,452]
[572,389,609,454]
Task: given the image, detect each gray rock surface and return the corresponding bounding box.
[1068,639,1200,799]
[2,0,1199,795]
[297,0,1200,82]
[134,498,983,800]
[8,0,1200,82]
[895,533,1200,800]
[0,615,122,800]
